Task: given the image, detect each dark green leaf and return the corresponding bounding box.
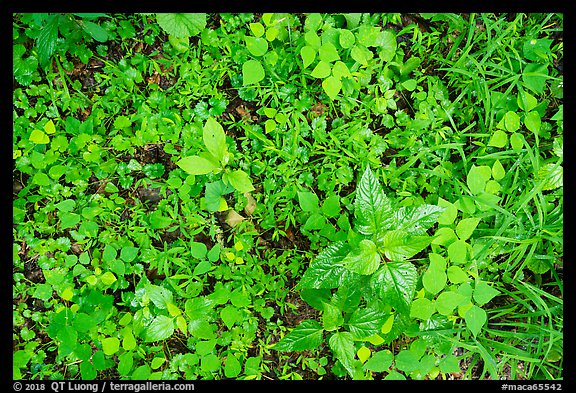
[273,319,324,351]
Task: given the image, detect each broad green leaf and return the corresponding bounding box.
[220,305,241,329]
[300,45,316,68]
[351,44,373,65]
[321,195,341,217]
[436,291,466,316]
[144,315,174,342]
[322,76,342,100]
[517,90,538,112]
[447,240,468,264]
[473,281,500,305]
[100,272,117,286]
[82,21,109,42]
[524,111,541,133]
[201,354,220,372]
[60,212,81,229]
[501,111,521,132]
[357,346,371,363]
[304,30,321,48]
[439,355,461,374]
[226,170,255,193]
[488,130,508,148]
[422,263,447,295]
[249,22,265,37]
[410,297,436,320]
[242,59,265,85]
[331,61,351,80]
[44,119,56,134]
[328,331,356,377]
[492,160,506,181]
[322,302,344,331]
[467,165,491,195]
[311,60,331,79]
[339,28,355,48]
[298,191,320,212]
[347,307,386,339]
[377,230,431,261]
[102,337,120,356]
[371,262,417,315]
[392,204,445,235]
[131,364,151,380]
[203,117,227,164]
[437,198,458,226]
[120,246,139,263]
[273,320,324,351]
[80,361,97,380]
[145,284,173,309]
[318,42,340,62]
[354,167,393,236]
[156,13,206,38]
[37,15,59,67]
[29,129,50,144]
[363,350,393,372]
[464,305,487,337]
[378,30,397,62]
[56,199,76,212]
[297,241,354,289]
[245,36,268,57]
[395,349,421,372]
[522,63,548,94]
[510,132,524,150]
[447,266,469,284]
[149,210,172,229]
[455,217,481,241]
[224,355,242,378]
[177,155,218,175]
[303,213,327,230]
[342,239,381,275]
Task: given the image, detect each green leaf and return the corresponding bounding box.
[342,239,381,275]
[224,355,242,378]
[149,210,172,229]
[29,129,50,144]
[522,63,548,94]
[517,90,538,112]
[60,212,81,229]
[347,307,386,339]
[300,45,316,69]
[464,305,487,337]
[492,160,506,181]
[537,163,563,191]
[331,61,351,80]
[422,261,447,295]
[80,361,97,380]
[488,130,508,148]
[378,30,397,62]
[524,111,541,134]
[363,350,393,372]
[297,241,355,289]
[377,230,432,261]
[322,302,344,331]
[203,117,227,164]
[354,166,393,236]
[473,281,500,305]
[351,45,373,66]
[303,213,327,230]
[144,315,175,342]
[328,331,356,377]
[156,13,206,38]
[436,291,466,316]
[339,29,355,48]
[120,247,139,263]
[410,297,436,320]
[177,155,218,175]
[455,217,481,241]
[273,319,324,351]
[245,36,268,57]
[242,59,265,85]
[131,364,151,380]
[467,165,491,195]
[82,21,108,42]
[311,60,331,79]
[322,76,342,100]
[249,22,265,37]
[447,266,469,284]
[447,240,468,264]
[102,337,120,356]
[395,349,421,372]
[37,15,59,67]
[510,132,524,150]
[439,355,461,374]
[392,204,445,235]
[371,262,417,315]
[145,284,173,309]
[502,111,521,132]
[318,42,340,62]
[100,272,117,286]
[298,191,320,212]
[226,170,255,193]
[321,195,341,217]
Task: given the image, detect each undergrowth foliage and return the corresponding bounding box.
[13,13,562,381]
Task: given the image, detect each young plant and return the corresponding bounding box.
[272,166,445,378]
[176,117,255,212]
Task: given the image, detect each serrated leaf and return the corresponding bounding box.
[347,307,386,339]
[341,239,381,275]
[273,319,324,351]
[371,262,417,315]
[537,162,563,190]
[377,230,432,261]
[354,167,393,236]
[144,315,175,342]
[392,204,445,235]
[328,331,356,377]
[297,241,355,289]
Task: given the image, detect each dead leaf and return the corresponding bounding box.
[224,209,245,228]
[243,192,257,216]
